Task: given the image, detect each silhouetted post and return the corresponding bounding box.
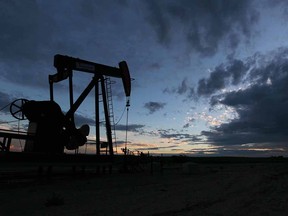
[95,78,100,155]
[49,79,54,101]
[69,72,74,125]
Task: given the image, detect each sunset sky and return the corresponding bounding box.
[1,0,288,156]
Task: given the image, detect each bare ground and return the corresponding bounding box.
[1,162,288,216]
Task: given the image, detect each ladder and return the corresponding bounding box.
[105,77,117,154]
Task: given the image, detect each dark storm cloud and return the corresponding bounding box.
[136,147,159,151]
[0,0,60,88]
[197,59,248,96]
[201,47,288,146]
[183,117,196,129]
[158,128,201,144]
[0,0,126,89]
[0,0,123,62]
[144,0,259,56]
[160,132,191,140]
[176,78,189,95]
[115,124,145,132]
[144,101,166,114]
[163,77,195,100]
[183,123,190,129]
[0,1,53,61]
[145,0,171,46]
[165,58,247,100]
[167,78,191,95]
[0,0,63,88]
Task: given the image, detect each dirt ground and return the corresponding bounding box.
[1,162,288,216]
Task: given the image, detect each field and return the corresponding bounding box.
[1,156,288,215]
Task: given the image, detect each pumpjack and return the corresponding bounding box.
[9,54,131,155]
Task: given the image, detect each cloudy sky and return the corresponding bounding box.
[1,0,288,156]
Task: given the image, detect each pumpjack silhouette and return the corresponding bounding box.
[8,54,131,155]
